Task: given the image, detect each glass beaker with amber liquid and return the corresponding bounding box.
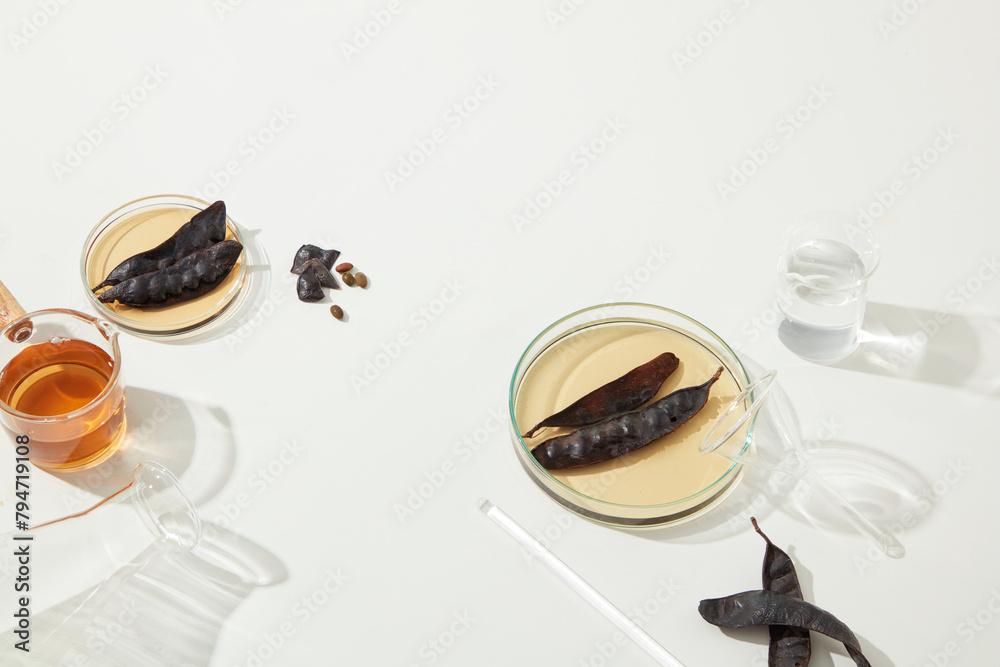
[0,309,126,471]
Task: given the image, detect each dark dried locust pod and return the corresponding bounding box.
[296,258,339,302]
[531,367,723,470]
[296,273,324,302]
[290,244,340,274]
[97,240,243,308]
[302,259,338,288]
[698,591,871,667]
[753,518,811,667]
[93,201,228,290]
[521,352,679,438]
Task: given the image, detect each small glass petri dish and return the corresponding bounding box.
[81,195,249,339]
[509,303,752,528]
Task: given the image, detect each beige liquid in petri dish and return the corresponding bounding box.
[85,204,244,334]
[515,320,744,508]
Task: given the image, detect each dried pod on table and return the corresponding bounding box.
[93,201,228,290]
[530,367,722,470]
[698,590,871,667]
[753,518,811,667]
[302,259,339,288]
[97,240,243,308]
[296,259,339,302]
[521,352,679,439]
[290,244,340,274]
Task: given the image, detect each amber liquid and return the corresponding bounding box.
[0,339,125,470]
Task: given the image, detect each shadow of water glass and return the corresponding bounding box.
[836,303,1000,396]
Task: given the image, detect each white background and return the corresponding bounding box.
[1,1,999,665]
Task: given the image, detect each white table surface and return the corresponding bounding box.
[1,1,999,665]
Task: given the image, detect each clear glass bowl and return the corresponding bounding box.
[509,303,751,528]
[80,195,249,339]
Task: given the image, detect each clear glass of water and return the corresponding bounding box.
[776,212,880,364]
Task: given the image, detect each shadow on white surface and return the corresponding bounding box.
[51,387,237,506]
[785,440,933,538]
[835,303,1000,395]
[0,524,286,667]
[636,356,931,561]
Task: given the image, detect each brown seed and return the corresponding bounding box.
[342,272,355,286]
[355,272,368,288]
[335,262,353,273]
[330,305,344,320]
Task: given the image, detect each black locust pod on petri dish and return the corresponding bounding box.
[521,352,679,439]
[82,196,250,338]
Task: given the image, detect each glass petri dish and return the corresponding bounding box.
[509,303,752,528]
[81,195,249,339]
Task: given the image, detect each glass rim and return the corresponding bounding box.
[0,308,122,422]
[79,194,248,338]
[131,461,202,551]
[779,211,881,290]
[508,301,749,511]
[699,369,777,456]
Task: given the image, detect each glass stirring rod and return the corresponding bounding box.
[479,499,687,667]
